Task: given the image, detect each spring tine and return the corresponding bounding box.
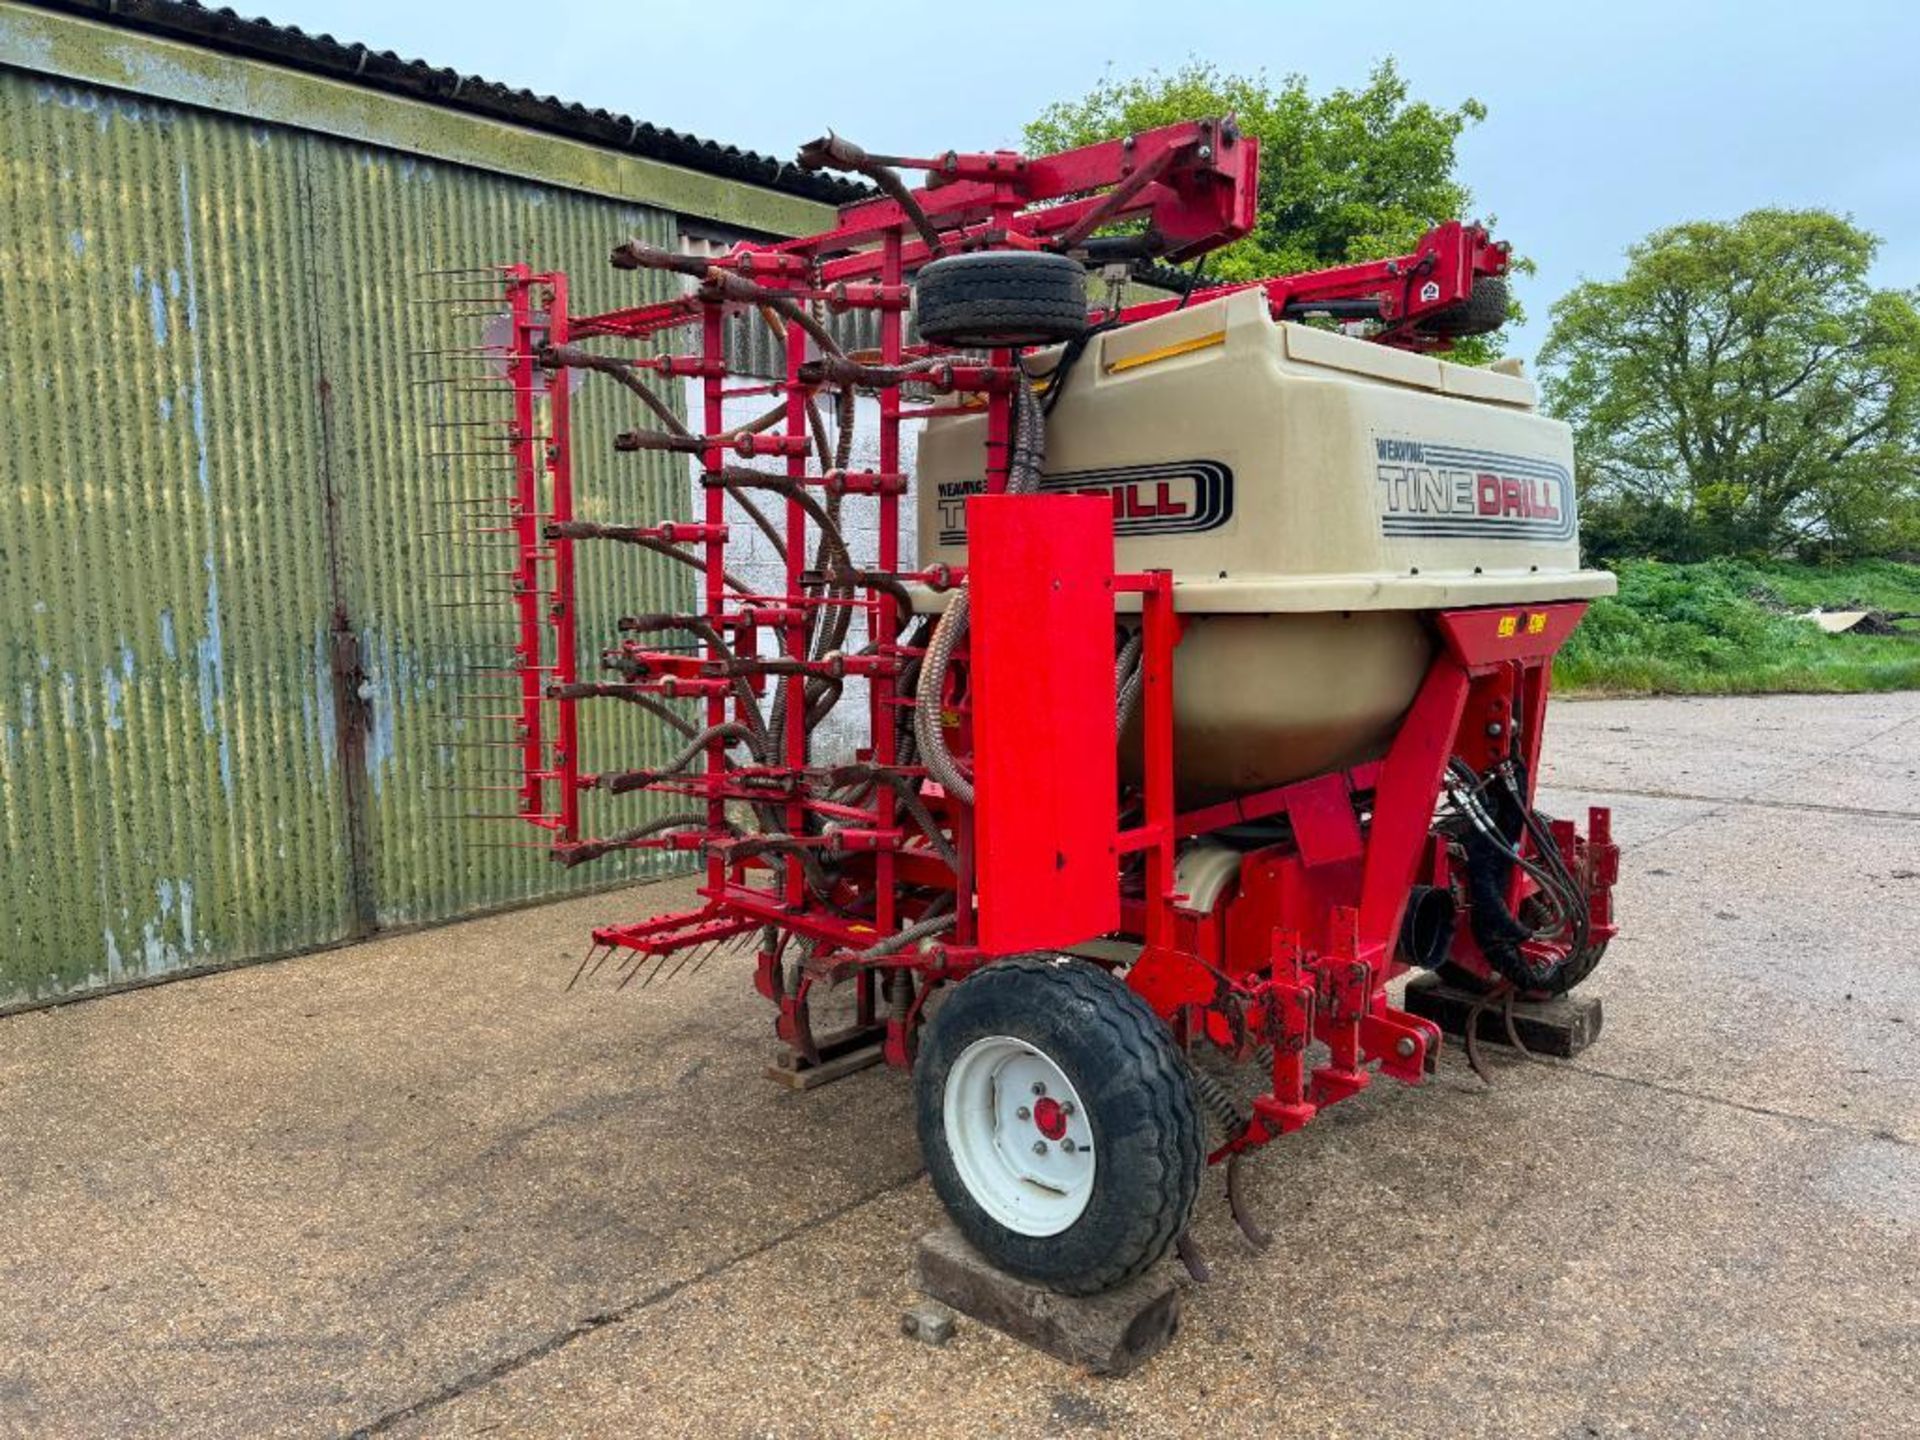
[1465,984,1503,1085]
[415,265,510,277]
[1175,1230,1212,1284]
[1226,1153,1272,1251]
[1501,987,1535,1061]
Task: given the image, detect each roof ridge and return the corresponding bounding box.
[22,0,869,207]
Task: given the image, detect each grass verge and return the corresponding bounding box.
[1554,559,1920,696]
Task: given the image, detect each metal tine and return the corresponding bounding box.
[684,936,741,981]
[609,948,647,986]
[417,277,514,290]
[565,942,602,991]
[654,943,706,987]
[409,345,530,358]
[584,944,619,984]
[638,945,689,991]
[616,950,667,991]
[426,418,516,430]
[415,265,511,278]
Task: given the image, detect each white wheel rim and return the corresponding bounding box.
[943,1034,1096,1236]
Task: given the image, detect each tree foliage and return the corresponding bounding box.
[1541,209,1920,560]
[1026,60,1508,357]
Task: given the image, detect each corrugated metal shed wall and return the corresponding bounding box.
[306,144,687,931]
[0,66,692,1007]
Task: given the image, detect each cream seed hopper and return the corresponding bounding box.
[916,286,1615,800]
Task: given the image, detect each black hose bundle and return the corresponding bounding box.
[1450,759,1601,995]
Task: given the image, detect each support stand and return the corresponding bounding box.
[914,1227,1183,1376]
[764,1023,887,1091]
[1403,973,1603,1059]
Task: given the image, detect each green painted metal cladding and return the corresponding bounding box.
[0,67,696,1006]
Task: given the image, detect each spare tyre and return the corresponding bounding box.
[914,251,1089,349]
[1416,274,1509,339]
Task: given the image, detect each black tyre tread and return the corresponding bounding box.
[915,253,1088,348]
[915,956,1203,1296]
[1416,274,1509,339]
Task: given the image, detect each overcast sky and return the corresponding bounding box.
[261,0,1916,363]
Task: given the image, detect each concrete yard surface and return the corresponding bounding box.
[1,692,1916,1438]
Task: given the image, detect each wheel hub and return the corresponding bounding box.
[942,1035,1095,1236]
[1032,1095,1068,1140]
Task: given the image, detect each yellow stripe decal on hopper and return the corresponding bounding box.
[1105,330,1227,374]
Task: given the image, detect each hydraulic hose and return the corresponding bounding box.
[1454,760,1593,994]
[913,378,1047,804]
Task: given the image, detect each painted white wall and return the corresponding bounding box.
[683,382,920,763]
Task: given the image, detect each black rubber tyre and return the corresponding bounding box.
[915,955,1203,1295]
[1416,274,1509,339]
[914,252,1089,349]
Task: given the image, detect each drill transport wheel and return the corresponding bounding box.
[915,956,1204,1295]
[913,251,1090,349]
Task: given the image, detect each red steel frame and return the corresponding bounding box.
[476,118,1616,1165]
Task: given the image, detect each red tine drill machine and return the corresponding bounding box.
[466,118,1619,1293]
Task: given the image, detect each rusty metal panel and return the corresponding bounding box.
[0,70,355,1005]
[305,143,694,928]
[0,69,703,1006]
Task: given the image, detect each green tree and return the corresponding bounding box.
[1540,209,1920,560]
[1026,59,1510,356]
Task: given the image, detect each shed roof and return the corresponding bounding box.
[23,0,866,206]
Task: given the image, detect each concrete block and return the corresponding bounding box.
[914,1226,1182,1376]
[899,1301,956,1347]
[1404,972,1603,1058]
